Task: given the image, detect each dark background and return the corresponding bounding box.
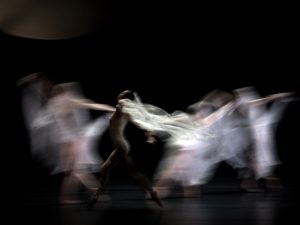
[8,1,299,193]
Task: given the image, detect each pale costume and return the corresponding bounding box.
[21,79,114,202]
[235,87,293,179]
[20,74,59,171]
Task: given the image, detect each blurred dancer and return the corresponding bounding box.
[153,90,238,198]
[19,73,115,203]
[234,87,294,189]
[18,73,58,170]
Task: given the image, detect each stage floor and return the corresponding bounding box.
[10,179,299,225]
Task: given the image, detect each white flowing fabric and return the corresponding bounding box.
[120,93,212,141]
[120,93,238,186]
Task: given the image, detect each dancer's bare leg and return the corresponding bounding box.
[60,173,81,204]
[60,143,81,204]
[88,149,122,209]
[126,157,163,207]
[75,173,100,191]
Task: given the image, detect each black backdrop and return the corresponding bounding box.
[9,1,299,192]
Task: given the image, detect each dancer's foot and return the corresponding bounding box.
[87,193,99,210]
[87,187,105,210]
[150,191,163,207]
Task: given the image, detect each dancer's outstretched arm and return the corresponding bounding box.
[70,98,115,112]
[248,92,294,106]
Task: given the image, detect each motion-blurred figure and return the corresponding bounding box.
[152,90,240,198]
[18,73,58,170]
[19,73,115,203]
[234,87,295,189]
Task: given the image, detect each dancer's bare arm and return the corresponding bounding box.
[71,98,115,112]
[248,92,294,106]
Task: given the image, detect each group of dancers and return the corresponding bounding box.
[17,72,295,208]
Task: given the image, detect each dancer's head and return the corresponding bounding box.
[117,90,133,101]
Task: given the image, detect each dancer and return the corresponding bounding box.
[19,73,115,203]
[234,87,295,189]
[88,90,163,209]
